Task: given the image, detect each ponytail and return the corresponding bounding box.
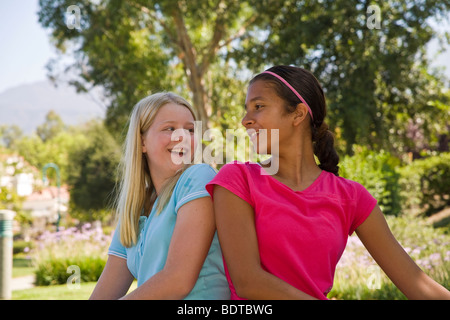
[312,122,340,176]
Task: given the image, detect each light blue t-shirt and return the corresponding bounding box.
[108,164,230,300]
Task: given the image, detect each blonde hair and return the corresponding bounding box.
[115,92,197,247]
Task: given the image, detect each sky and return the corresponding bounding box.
[0,1,449,95]
[0,1,59,93]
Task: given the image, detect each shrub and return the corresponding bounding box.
[13,240,33,255]
[32,223,111,286]
[339,145,401,215]
[34,256,106,286]
[398,152,450,216]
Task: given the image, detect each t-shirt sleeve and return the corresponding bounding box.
[205,162,253,206]
[348,182,378,235]
[108,223,127,260]
[174,164,217,213]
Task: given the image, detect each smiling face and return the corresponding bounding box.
[243,80,296,154]
[142,102,196,179]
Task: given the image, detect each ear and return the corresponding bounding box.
[292,103,309,126]
[141,135,147,153]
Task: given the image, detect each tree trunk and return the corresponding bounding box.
[171,6,210,129]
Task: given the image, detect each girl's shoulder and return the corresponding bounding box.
[318,170,371,201]
[172,164,218,212]
[182,163,218,176]
[174,163,217,192]
[217,160,262,175]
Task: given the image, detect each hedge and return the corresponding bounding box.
[398,152,450,216]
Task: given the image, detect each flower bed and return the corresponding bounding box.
[328,215,450,299]
[32,223,112,286]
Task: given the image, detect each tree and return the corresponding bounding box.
[234,0,450,155]
[38,0,279,137]
[36,110,65,142]
[0,125,23,149]
[10,116,119,222]
[67,120,120,221]
[38,0,450,156]
[14,123,88,184]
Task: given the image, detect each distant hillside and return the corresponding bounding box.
[0,80,106,134]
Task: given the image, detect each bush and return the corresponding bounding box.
[398,152,450,216]
[34,256,106,286]
[13,240,33,255]
[32,223,110,286]
[339,145,401,215]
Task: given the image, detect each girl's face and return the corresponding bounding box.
[243,80,295,154]
[142,102,195,177]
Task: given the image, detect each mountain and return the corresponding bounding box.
[0,80,106,134]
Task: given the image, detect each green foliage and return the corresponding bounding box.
[37,0,269,136]
[235,0,450,155]
[339,145,401,215]
[35,256,105,286]
[8,112,120,222]
[32,224,110,286]
[398,153,450,216]
[13,125,89,184]
[13,241,34,255]
[36,110,66,142]
[37,0,450,156]
[0,186,28,225]
[0,186,23,210]
[0,125,23,149]
[67,121,120,221]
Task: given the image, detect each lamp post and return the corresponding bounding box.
[42,163,61,232]
[0,210,15,300]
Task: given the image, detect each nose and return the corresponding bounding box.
[172,128,189,142]
[241,113,255,128]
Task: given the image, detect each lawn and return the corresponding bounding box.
[12,258,34,278]
[13,282,98,300]
[12,281,138,300]
[12,257,137,300]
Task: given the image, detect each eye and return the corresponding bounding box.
[164,126,175,131]
[255,104,263,110]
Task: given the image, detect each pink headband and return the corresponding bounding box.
[261,70,314,121]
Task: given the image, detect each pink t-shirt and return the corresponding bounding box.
[206,161,377,300]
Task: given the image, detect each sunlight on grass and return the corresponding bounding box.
[12,281,137,300]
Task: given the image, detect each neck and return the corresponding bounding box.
[264,138,322,192]
[149,167,173,196]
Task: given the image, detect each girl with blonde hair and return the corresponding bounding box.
[90,92,229,299]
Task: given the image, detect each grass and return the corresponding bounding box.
[12,257,34,278]
[12,281,138,300]
[13,282,98,300]
[12,255,137,300]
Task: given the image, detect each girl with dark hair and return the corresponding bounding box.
[206,65,450,300]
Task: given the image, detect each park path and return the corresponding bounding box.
[11,275,35,291]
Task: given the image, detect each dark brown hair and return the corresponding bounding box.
[250,65,339,176]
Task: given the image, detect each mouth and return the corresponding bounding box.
[247,129,259,141]
[169,147,188,157]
